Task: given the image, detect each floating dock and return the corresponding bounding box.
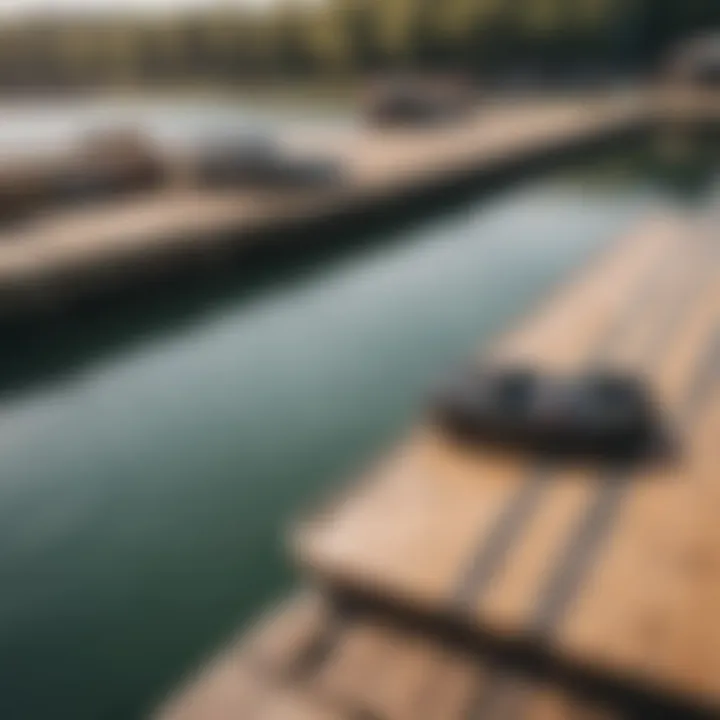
[155,208,720,719]
[0,92,680,320]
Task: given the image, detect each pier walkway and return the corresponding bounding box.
[0,93,651,318]
[156,209,720,719]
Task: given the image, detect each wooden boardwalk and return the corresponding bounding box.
[155,208,720,720]
[156,591,628,720]
[0,94,649,318]
[295,213,720,716]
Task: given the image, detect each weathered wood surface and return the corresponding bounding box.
[295,212,720,712]
[155,592,620,720]
[0,95,647,316]
[153,593,335,720]
[654,87,720,124]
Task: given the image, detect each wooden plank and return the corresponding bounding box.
[472,227,719,635]
[552,262,720,707]
[312,617,623,720]
[251,690,342,720]
[154,593,328,720]
[158,669,343,720]
[311,615,625,720]
[522,683,618,720]
[599,229,713,373]
[241,591,330,677]
[153,649,265,720]
[313,620,396,712]
[311,609,475,720]
[488,215,683,370]
[477,470,598,634]
[300,434,529,608]
[416,648,482,720]
[315,621,449,720]
[666,398,720,702]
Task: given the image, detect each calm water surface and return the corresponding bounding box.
[0,103,717,719]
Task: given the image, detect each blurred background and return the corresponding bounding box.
[0,2,717,720]
[0,0,714,90]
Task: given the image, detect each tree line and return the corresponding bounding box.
[0,0,716,89]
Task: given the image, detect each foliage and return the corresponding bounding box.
[0,0,716,87]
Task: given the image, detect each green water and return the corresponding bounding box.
[0,131,718,720]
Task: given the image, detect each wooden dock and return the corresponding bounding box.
[0,93,658,319]
[156,591,628,720]
[155,207,720,720]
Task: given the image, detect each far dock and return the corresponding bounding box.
[0,91,706,321]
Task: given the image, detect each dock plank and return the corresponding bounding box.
[474,226,719,634]
[250,690,342,720]
[316,622,445,720]
[153,649,265,720]
[311,614,621,720]
[554,271,720,706]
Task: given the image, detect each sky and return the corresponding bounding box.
[0,0,290,18]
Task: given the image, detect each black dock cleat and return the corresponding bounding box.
[430,364,662,462]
